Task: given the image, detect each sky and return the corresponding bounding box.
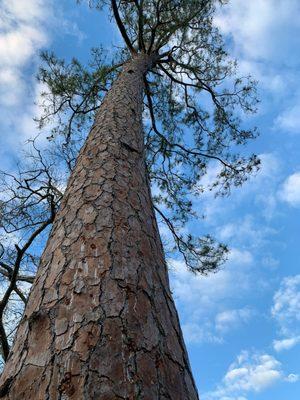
[0,0,300,399]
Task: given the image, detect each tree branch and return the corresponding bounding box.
[111,0,136,54]
[144,77,241,172]
[0,216,54,318]
[0,263,35,284]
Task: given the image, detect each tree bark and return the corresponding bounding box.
[0,53,199,400]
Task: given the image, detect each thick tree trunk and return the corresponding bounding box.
[0,53,199,399]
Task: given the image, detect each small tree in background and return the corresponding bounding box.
[0,0,259,398]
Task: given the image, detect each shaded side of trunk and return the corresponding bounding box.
[0,54,199,400]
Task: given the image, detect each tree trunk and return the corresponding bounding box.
[0,53,199,400]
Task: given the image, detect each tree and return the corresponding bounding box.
[0,0,259,398]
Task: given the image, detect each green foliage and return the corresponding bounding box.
[37,48,119,140]
[33,0,260,274]
[76,0,107,10]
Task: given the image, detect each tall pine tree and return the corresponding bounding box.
[0,1,259,398]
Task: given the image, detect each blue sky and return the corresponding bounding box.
[0,1,300,399]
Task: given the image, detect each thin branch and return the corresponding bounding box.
[0,264,34,284]
[0,216,54,318]
[144,78,240,172]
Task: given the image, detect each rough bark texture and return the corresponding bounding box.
[0,54,199,399]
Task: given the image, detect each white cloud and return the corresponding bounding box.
[203,350,297,400]
[18,81,53,142]
[272,275,300,337]
[0,68,24,107]
[248,154,281,220]
[181,307,254,345]
[182,322,222,345]
[218,215,277,249]
[0,25,47,69]
[1,0,48,23]
[271,275,300,357]
[0,0,52,155]
[256,153,281,181]
[225,354,280,391]
[279,173,300,207]
[169,249,254,344]
[276,105,300,134]
[215,0,300,65]
[59,19,87,43]
[196,153,281,224]
[215,308,254,333]
[286,374,299,383]
[273,336,300,352]
[0,0,85,162]
[0,0,50,71]
[261,256,279,270]
[170,249,253,310]
[215,1,300,139]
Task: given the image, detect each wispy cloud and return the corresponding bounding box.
[170,249,253,309]
[0,0,53,165]
[279,173,300,207]
[202,350,298,400]
[218,215,277,250]
[276,105,300,134]
[273,336,300,352]
[0,0,50,104]
[271,275,300,356]
[0,0,86,168]
[215,0,300,66]
[272,275,300,338]
[215,308,254,334]
[215,0,300,147]
[196,153,282,224]
[169,249,254,344]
